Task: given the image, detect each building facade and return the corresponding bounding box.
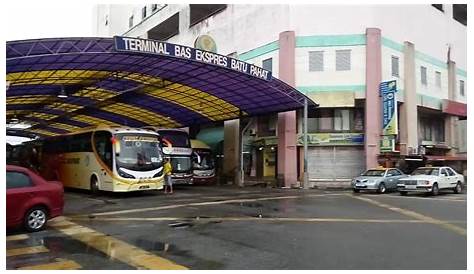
[94,4,467,185]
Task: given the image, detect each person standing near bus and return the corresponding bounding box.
[163,158,173,194]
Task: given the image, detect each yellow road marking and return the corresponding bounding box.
[17,259,82,270]
[49,219,188,270]
[348,194,466,236]
[84,193,344,217]
[6,246,49,257]
[70,216,467,224]
[6,234,29,241]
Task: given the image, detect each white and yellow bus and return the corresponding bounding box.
[39,126,165,193]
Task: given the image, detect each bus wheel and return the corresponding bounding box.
[90,176,99,194]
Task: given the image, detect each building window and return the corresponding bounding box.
[435,71,441,87]
[129,15,134,28]
[152,4,158,12]
[190,4,227,27]
[147,12,179,40]
[142,6,147,19]
[391,56,399,77]
[420,66,427,85]
[262,58,272,72]
[336,50,351,71]
[334,109,351,131]
[460,80,465,96]
[309,51,324,71]
[431,4,444,12]
[453,4,467,26]
[308,108,363,133]
[104,15,108,26]
[420,117,445,142]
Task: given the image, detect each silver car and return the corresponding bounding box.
[352,168,407,193]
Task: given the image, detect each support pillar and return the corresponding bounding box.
[399,41,418,155]
[365,28,382,169]
[223,119,240,184]
[277,31,297,187]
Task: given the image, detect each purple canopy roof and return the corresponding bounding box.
[7,37,315,137]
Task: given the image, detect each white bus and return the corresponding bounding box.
[39,126,165,192]
[146,128,193,185]
[191,139,216,184]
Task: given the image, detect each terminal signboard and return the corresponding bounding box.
[114,36,272,81]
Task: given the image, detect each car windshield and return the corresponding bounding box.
[411,168,439,176]
[115,134,163,171]
[362,169,386,176]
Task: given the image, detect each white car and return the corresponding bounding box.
[397,166,464,196]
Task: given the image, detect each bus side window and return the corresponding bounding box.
[93,131,113,170]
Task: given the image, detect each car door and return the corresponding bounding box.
[445,167,458,188]
[6,170,36,226]
[438,168,450,189]
[391,169,405,188]
[384,169,397,189]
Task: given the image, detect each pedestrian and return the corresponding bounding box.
[163,158,173,194]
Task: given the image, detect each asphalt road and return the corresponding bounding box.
[6,185,467,270]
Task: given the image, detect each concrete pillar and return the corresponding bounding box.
[223,119,239,184]
[277,31,297,187]
[365,28,382,169]
[399,41,418,155]
[446,60,458,155]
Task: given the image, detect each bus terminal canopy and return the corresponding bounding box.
[7,37,315,138]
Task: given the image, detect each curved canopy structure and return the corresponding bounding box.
[7,37,315,137]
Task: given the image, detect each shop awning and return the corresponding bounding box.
[7,37,316,137]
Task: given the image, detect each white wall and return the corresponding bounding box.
[295,45,366,88]
[381,46,405,102]
[95,4,466,100]
[415,59,449,102]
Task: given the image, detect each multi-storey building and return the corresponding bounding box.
[93,4,467,186]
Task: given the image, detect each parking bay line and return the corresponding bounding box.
[6,245,49,257]
[48,219,188,270]
[17,259,82,270]
[347,194,466,236]
[376,195,466,202]
[6,234,29,241]
[79,193,345,217]
[69,216,467,224]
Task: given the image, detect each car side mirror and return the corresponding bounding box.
[386,173,392,177]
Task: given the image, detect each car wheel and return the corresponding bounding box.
[377,183,386,194]
[400,191,407,196]
[454,182,462,194]
[24,207,48,232]
[431,183,439,196]
[90,176,99,194]
[353,188,360,193]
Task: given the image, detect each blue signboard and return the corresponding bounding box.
[114,36,272,81]
[380,80,398,135]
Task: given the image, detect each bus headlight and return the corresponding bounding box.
[153,170,163,178]
[118,168,136,179]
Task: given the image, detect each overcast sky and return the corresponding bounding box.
[5,2,95,41]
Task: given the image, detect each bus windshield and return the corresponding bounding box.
[115,134,163,171]
[170,156,192,172]
[158,130,190,148]
[192,150,214,170]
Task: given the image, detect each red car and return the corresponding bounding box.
[6,165,64,232]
